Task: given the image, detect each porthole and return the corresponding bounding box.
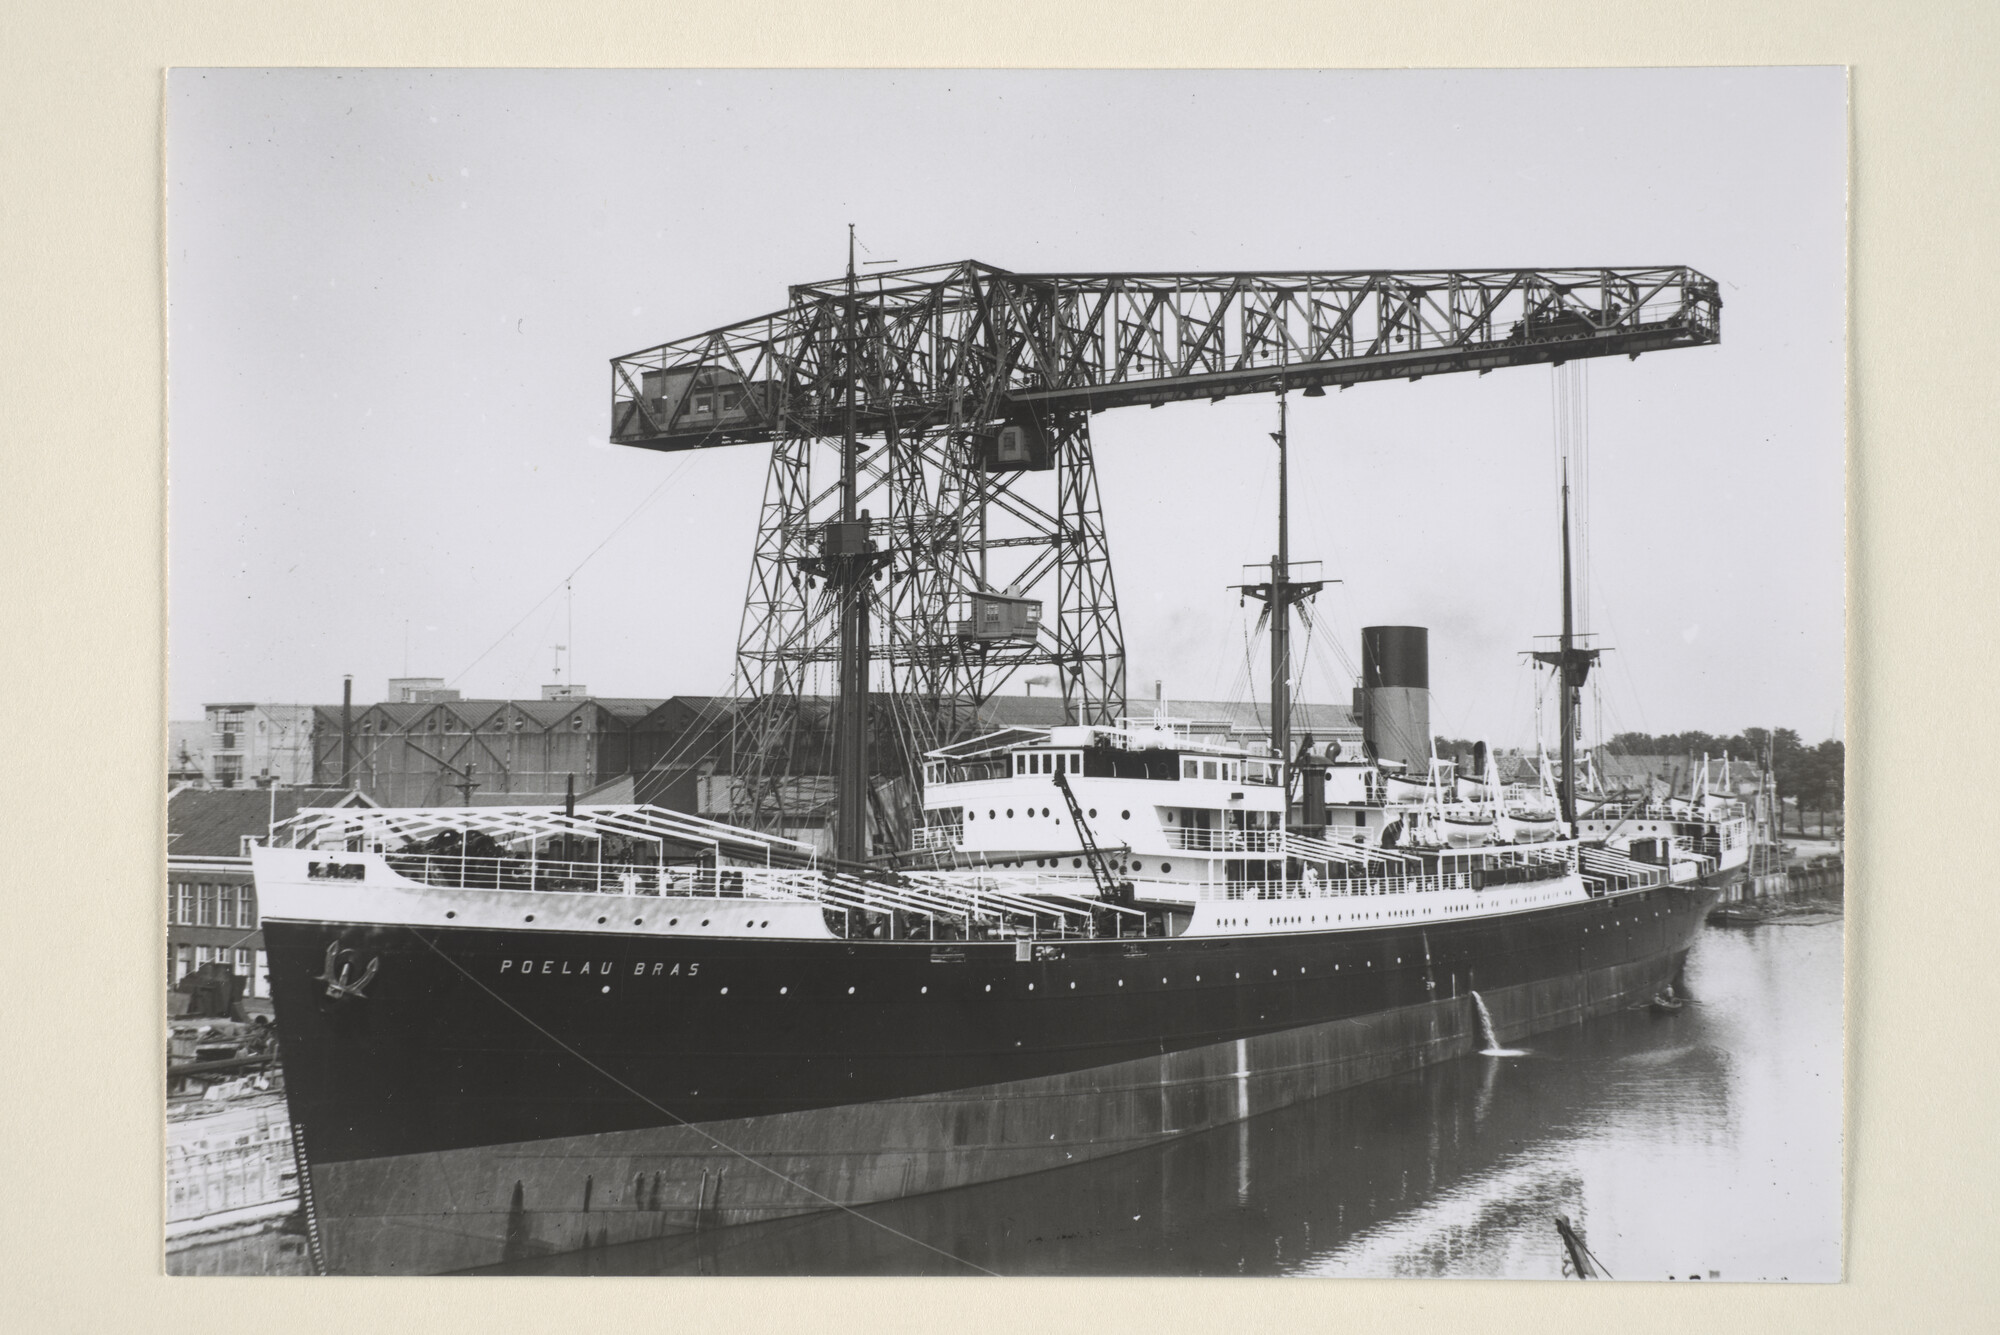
[1007,809,1014,818]
[669,918,679,926]
[720,986,729,995]
[1042,807,1051,817]
[1121,810,1130,820]
[1133,862,1144,872]
[525,914,535,922]
[921,985,928,994]
[1073,858,1083,868]
[1069,981,1075,989]
[600,985,610,994]
[445,911,456,919]
[1088,808,1098,818]
[985,984,991,992]
[988,810,996,820]
[1117,979,1124,987]
[1029,983,1036,991]
[701,918,710,927]
[760,920,769,928]
[1161,863,1173,873]
[745,920,755,928]
[780,986,788,995]
[846,986,856,995]
[597,916,608,924]
[968,811,977,820]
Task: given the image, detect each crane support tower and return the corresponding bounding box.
[609,261,1721,851]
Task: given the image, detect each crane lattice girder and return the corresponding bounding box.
[608,263,1720,451]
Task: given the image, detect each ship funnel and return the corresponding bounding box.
[1359,626,1431,776]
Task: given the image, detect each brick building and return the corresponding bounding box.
[166,785,374,1008]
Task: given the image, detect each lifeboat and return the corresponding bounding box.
[1440,807,1498,848]
[1506,807,1562,843]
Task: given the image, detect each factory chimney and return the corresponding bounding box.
[340,675,354,790]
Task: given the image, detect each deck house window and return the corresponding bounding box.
[1182,758,1198,780]
[691,393,713,414]
[1203,761,1218,780]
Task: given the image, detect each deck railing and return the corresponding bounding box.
[910,824,964,853]
[1167,827,1285,853]
[1196,859,1573,902]
[377,854,819,900]
[1590,798,1748,825]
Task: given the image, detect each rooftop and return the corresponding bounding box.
[168,786,376,858]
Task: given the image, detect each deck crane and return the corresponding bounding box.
[609,259,1721,859]
[1051,766,1133,907]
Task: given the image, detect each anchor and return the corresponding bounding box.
[316,940,380,1000]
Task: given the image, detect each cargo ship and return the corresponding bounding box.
[256,401,1721,1275]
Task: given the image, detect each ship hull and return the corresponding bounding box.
[265,881,1717,1274]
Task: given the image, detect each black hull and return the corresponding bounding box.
[263,881,1717,1272]
[266,883,1711,1166]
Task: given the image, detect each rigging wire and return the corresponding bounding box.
[448,453,698,689]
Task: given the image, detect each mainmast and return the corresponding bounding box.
[1532,462,1599,827]
[1273,391,1294,778]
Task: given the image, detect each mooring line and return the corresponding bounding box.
[411,931,1001,1276]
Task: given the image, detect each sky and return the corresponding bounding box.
[166,68,1846,747]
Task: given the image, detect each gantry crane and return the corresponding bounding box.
[610,255,1721,858]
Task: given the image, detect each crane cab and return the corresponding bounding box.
[978,413,1054,472]
[957,591,1042,643]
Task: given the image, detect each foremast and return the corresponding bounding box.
[1235,391,1327,837]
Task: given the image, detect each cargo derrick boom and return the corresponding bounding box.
[609,263,1720,848]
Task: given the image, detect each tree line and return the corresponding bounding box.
[1603,728,1844,834]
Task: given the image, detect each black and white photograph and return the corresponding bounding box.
[162,67,1846,1280]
